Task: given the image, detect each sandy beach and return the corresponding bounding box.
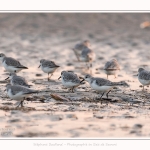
[0,13,150,137]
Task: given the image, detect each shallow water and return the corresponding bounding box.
[0,13,150,137]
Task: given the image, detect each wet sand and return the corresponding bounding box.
[0,13,150,137]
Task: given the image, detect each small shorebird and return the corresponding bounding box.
[83,74,121,103]
[5,73,31,88]
[58,71,84,92]
[38,59,60,81]
[0,53,28,73]
[72,40,91,61]
[104,58,120,79]
[138,68,150,91]
[5,84,38,107]
[80,47,95,74]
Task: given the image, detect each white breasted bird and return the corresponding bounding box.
[5,73,31,88]
[138,68,150,91]
[58,71,85,93]
[84,74,121,103]
[38,59,60,81]
[80,47,95,74]
[104,58,120,79]
[72,40,91,61]
[5,84,38,107]
[0,53,28,73]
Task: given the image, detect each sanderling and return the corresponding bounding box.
[0,53,28,73]
[5,84,38,107]
[80,47,95,63]
[58,71,84,92]
[38,59,60,81]
[5,73,31,88]
[80,47,95,74]
[104,58,120,79]
[83,74,120,103]
[138,68,150,90]
[72,40,91,61]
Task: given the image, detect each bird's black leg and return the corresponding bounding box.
[20,98,25,107]
[16,102,21,108]
[99,92,105,104]
[48,73,50,81]
[73,49,80,61]
[49,73,53,79]
[21,101,24,107]
[143,86,144,91]
[71,87,75,93]
[16,99,25,108]
[100,92,105,99]
[90,63,92,75]
[90,63,92,68]
[106,90,111,99]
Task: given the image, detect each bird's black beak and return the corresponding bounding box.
[38,65,41,68]
[4,89,6,92]
[58,76,61,80]
[5,77,9,80]
[80,78,85,83]
[79,76,85,83]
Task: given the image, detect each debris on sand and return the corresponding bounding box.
[66,114,78,119]
[50,94,70,101]
[93,114,104,119]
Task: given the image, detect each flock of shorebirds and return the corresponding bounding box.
[0,40,149,107]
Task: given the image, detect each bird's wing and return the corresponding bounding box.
[11,85,37,95]
[104,60,120,70]
[94,78,110,86]
[4,57,21,67]
[139,71,150,80]
[4,57,27,68]
[63,73,80,83]
[42,61,57,68]
[12,77,29,86]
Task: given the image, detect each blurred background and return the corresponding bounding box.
[0,13,150,81]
